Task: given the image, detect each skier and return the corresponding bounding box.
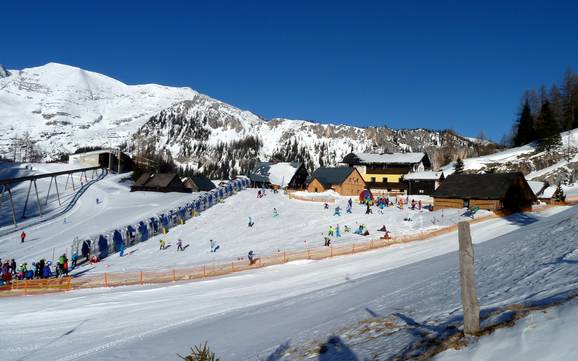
[348,198,353,208]
[248,216,254,227]
[210,239,220,253]
[177,238,184,251]
[10,259,16,276]
[248,250,257,265]
[159,239,166,250]
[324,203,329,210]
[257,190,262,198]
[346,204,352,214]
[71,253,78,269]
[365,203,372,215]
[335,224,341,237]
[119,241,125,257]
[334,206,341,216]
[81,240,91,262]
[328,225,335,237]
[20,231,26,243]
[411,199,416,210]
[273,208,279,217]
[418,200,422,211]
[324,237,331,247]
[96,198,100,205]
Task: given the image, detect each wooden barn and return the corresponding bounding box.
[131,173,191,193]
[307,167,367,196]
[182,176,216,192]
[432,172,536,211]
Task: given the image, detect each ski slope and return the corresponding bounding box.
[0,164,196,263]
[1,170,491,275]
[0,205,575,360]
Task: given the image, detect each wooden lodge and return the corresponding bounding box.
[432,172,536,211]
[307,167,367,196]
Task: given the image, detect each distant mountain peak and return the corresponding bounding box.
[0,64,10,78]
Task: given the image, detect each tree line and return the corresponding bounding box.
[512,68,578,151]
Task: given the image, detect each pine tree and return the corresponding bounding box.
[536,101,562,151]
[561,68,578,130]
[454,157,464,174]
[513,100,536,147]
[553,183,565,202]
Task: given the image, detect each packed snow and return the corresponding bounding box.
[0,202,575,360]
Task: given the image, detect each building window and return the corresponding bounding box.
[315,187,318,192]
[371,177,376,183]
[419,189,424,194]
[463,199,470,208]
[382,177,387,184]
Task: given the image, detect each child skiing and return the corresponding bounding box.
[159,239,166,250]
[177,238,184,251]
[210,239,220,253]
[328,225,335,237]
[20,231,26,243]
[334,206,341,216]
[335,224,341,237]
[272,208,279,217]
[248,216,255,227]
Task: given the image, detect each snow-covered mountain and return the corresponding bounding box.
[0,62,493,177]
[0,63,195,157]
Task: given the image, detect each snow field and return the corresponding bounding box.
[82,189,488,274]
[0,205,574,360]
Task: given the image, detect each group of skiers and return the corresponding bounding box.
[0,253,72,284]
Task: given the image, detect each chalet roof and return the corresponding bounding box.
[343,152,426,165]
[432,172,532,200]
[404,171,444,181]
[134,173,180,188]
[310,167,356,187]
[189,175,216,191]
[249,162,303,186]
[526,180,548,197]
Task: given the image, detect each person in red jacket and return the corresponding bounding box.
[20,231,26,243]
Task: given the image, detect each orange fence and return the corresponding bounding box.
[5,205,565,296]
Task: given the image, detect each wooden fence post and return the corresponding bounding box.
[283,251,287,263]
[104,273,109,287]
[140,271,144,285]
[231,262,234,272]
[307,248,311,259]
[172,269,176,282]
[24,280,28,296]
[352,243,355,253]
[330,246,333,257]
[203,265,206,278]
[458,221,480,335]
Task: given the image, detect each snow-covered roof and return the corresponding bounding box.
[541,185,557,199]
[69,149,112,157]
[404,171,444,180]
[526,180,547,197]
[344,152,426,165]
[250,162,303,187]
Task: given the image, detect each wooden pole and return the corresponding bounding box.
[172,269,176,281]
[104,273,109,287]
[140,271,144,285]
[458,221,480,335]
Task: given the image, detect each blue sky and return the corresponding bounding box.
[2,0,578,141]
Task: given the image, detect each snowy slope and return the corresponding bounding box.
[435,298,578,361]
[0,205,575,360]
[442,128,578,185]
[0,63,195,157]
